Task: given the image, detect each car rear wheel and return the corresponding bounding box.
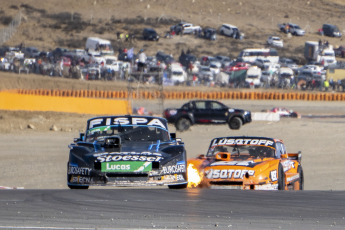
[293,166,304,190]
[175,118,191,131]
[278,163,286,190]
[228,117,242,130]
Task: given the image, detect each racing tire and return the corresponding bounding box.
[278,163,286,190]
[168,183,188,189]
[68,185,89,189]
[294,166,304,190]
[175,118,191,132]
[228,117,242,130]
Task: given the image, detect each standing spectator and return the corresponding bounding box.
[137,49,147,72]
[329,77,334,91]
[324,80,330,91]
[59,59,63,77]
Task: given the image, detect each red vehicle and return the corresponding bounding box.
[270,107,300,118]
[224,62,250,72]
[62,56,72,67]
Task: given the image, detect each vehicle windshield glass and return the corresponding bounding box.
[85,125,170,142]
[207,144,275,159]
[106,59,115,64]
[172,71,183,75]
[323,52,334,56]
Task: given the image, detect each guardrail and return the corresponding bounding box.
[9,89,345,101]
[0,90,131,115]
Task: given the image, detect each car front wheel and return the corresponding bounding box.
[278,163,286,190]
[228,117,242,130]
[175,118,191,131]
[68,185,89,189]
[168,183,188,189]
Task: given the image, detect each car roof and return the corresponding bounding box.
[188,100,225,103]
[221,23,237,28]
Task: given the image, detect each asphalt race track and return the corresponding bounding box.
[0,189,344,229]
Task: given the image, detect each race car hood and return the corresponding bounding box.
[70,139,185,166]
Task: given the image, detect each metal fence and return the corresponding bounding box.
[127,71,165,115]
[0,11,22,46]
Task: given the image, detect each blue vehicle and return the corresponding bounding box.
[67,115,187,189]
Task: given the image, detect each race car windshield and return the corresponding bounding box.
[208,145,275,159]
[85,125,170,142]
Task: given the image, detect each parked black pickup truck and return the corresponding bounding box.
[163,100,252,131]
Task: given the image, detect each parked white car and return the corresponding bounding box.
[198,65,214,82]
[104,56,122,72]
[209,61,222,76]
[171,22,201,34]
[246,66,262,88]
[219,23,243,39]
[267,36,284,48]
[169,62,187,85]
[288,23,305,36]
[91,54,106,65]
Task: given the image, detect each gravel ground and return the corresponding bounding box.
[1,99,345,190]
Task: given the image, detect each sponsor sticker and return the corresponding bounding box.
[70,176,93,184]
[101,161,152,172]
[287,174,300,182]
[211,161,256,167]
[206,169,255,179]
[162,164,186,174]
[270,170,278,182]
[88,117,168,130]
[162,174,185,181]
[94,151,162,157]
[211,138,274,147]
[97,155,162,163]
[68,166,92,176]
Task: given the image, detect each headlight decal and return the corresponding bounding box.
[270,170,278,182]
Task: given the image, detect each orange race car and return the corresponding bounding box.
[187,136,303,190]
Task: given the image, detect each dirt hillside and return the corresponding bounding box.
[0,0,345,61]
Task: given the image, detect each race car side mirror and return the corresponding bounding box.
[215,152,231,161]
[74,133,85,143]
[170,133,176,139]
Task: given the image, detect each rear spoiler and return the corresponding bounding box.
[287,151,302,163]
